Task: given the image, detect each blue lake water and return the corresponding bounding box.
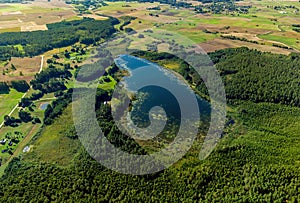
[114,54,211,132]
[40,103,49,110]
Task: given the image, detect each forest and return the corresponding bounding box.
[209,48,300,106]
[1,47,300,201]
[0,17,119,60]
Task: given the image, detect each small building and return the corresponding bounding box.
[23,146,30,153]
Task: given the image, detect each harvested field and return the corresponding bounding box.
[21,23,48,31]
[0,0,75,32]
[0,56,42,82]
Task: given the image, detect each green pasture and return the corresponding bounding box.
[24,105,80,166]
[259,33,300,50]
[0,89,23,124]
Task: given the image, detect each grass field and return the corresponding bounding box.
[0,89,56,171]
[0,103,43,170]
[259,32,300,50]
[98,75,117,90]
[24,105,80,166]
[0,89,23,124]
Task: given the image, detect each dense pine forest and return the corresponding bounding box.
[1,48,300,202]
[210,48,300,106]
[0,17,118,60]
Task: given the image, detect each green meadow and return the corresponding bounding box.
[259,33,300,50]
[0,89,23,124]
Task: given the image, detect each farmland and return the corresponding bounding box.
[0,0,75,32]
[97,0,300,54]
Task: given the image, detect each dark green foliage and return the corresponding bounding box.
[10,80,30,93]
[124,27,136,34]
[292,24,300,33]
[119,16,136,31]
[29,91,44,100]
[1,138,300,202]
[147,6,161,10]
[32,117,41,124]
[33,79,67,94]
[292,28,300,33]
[4,115,21,127]
[272,43,291,50]
[209,47,300,106]
[19,98,32,108]
[32,67,71,84]
[18,110,32,123]
[30,67,71,93]
[44,89,73,125]
[2,48,300,202]
[195,0,249,14]
[0,82,9,94]
[0,17,118,59]
[221,35,259,44]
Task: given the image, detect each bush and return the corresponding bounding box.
[0,82,9,94]
[10,80,30,93]
[18,110,33,123]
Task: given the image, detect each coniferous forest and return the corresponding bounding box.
[0,17,118,60]
[1,48,300,202]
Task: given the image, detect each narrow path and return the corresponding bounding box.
[0,55,44,129]
[38,97,56,101]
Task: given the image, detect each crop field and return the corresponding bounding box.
[0,0,75,32]
[97,1,300,54]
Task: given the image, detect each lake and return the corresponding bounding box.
[114,54,211,138]
[39,103,49,110]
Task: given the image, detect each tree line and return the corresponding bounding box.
[0,80,30,94]
[0,17,119,60]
